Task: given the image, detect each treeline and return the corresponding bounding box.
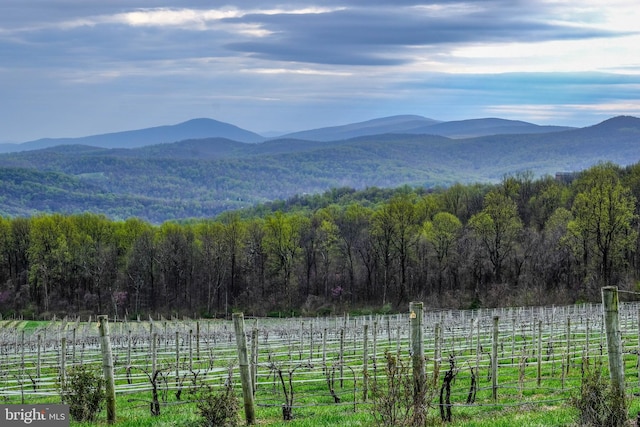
[0,162,639,319]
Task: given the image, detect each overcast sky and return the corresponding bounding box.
[2,0,640,141]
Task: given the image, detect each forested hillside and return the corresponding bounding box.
[0,116,639,223]
[0,162,638,319]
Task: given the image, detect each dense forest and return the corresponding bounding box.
[0,161,639,319]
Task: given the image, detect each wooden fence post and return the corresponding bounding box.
[434,322,442,386]
[566,317,571,375]
[372,321,378,377]
[251,321,258,396]
[339,328,345,387]
[492,316,499,401]
[363,323,369,402]
[409,301,426,425]
[196,321,201,361]
[60,337,67,386]
[309,320,314,361]
[151,332,158,377]
[188,329,193,371]
[537,319,542,386]
[322,328,327,368]
[233,312,256,425]
[637,307,640,390]
[602,287,625,397]
[175,331,180,389]
[72,328,76,365]
[36,333,41,385]
[20,330,25,371]
[98,315,116,424]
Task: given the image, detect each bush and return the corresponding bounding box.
[371,352,435,427]
[195,383,239,427]
[59,365,105,422]
[570,367,627,427]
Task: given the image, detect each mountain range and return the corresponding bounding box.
[0,115,575,153]
[0,115,638,223]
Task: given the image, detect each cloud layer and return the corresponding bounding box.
[1,0,639,141]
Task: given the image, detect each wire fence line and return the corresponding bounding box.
[1,300,640,414]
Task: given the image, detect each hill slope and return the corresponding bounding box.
[0,118,265,153]
[280,116,574,140]
[0,115,575,153]
[280,115,440,141]
[0,116,637,223]
[413,118,574,138]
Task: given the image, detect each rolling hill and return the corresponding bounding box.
[281,116,574,140]
[0,118,266,153]
[278,115,441,141]
[1,115,575,154]
[0,115,637,223]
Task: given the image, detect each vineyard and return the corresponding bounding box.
[2,294,640,425]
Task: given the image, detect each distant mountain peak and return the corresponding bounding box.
[2,118,265,153]
[578,115,640,135]
[279,115,440,141]
[593,115,640,127]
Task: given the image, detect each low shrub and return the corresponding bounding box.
[59,365,105,422]
[195,383,239,427]
[570,367,627,427]
[371,351,436,427]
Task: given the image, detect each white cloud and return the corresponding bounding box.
[88,6,341,29]
[115,8,238,28]
[486,102,640,124]
[447,34,640,74]
[244,68,353,76]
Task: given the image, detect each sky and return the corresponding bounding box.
[2,0,640,142]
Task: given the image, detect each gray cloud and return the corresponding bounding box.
[224,6,625,66]
[0,0,638,141]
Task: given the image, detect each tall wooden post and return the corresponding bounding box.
[410,302,426,425]
[20,330,25,371]
[60,337,67,386]
[151,332,158,376]
[492,316,499,401]
[36,333,41,384]
[98,315,116,424]
[309,320,314,361]
[434,322,442,386]
[372,321,378,376]
[566,317,571,375]
[339,328,345,387]
[637,308,640,390]
[363,323,369,402]
[251,321,259,396]
[72,328,77,365]
[602,287,625,396]
[196,321,201,361]
[233,312,256,425]
[322,328,327,368]
[175,331,180,389]
[537,319,542,386]
[188,329,193,371]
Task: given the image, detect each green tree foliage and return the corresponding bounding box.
[0,162,639,318]
[568,163,637,290]
[468,191,523,284]
[263,212,303,307]
[422,212,462,294]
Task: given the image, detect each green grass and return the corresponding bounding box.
[3,309,640,426]
[55,390,635,426]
